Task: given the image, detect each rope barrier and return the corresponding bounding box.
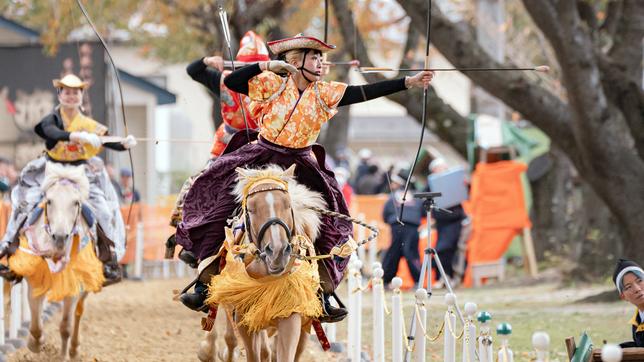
[445,310,465,339]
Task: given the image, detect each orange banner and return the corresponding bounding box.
[463,161,531,286]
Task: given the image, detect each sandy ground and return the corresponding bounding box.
[7,277,340,362]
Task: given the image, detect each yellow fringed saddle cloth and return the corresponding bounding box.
[9,235,104,301]
[205,228,322,332]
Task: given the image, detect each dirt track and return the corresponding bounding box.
[7,278,340,362]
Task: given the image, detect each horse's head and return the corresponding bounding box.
[235,165,297,275]
[38,162,89,258]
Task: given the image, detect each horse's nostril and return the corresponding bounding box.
[285,244,292,253]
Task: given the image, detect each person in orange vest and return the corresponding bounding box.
[166,31,270,294]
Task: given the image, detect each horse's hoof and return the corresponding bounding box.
[217,347,237,362]
[197,341,214,362]
[27,334,43,353]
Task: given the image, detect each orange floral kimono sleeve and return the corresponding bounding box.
[316,81,348,118]
[248,71,287,117]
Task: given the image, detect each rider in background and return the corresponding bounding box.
[166,31,270,276]
[0,74,137,285]
[176,33,434,321]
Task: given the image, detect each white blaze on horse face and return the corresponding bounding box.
[265,192,282,245]
[45,183,80,254]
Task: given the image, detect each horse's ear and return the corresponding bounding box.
[284,164,296,177]
[235,167,249,178]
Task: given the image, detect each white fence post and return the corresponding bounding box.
[175,260,185,278]
[0,281,5,346]
[162,259,170,279]
[496,323,514,362]
[351,259,363,362]
[347,258,356,360]
[368,219,378,276]
[9,282,21,340]
[372,266,385,362]
[391,277,403,362]
[133,222,144,279]
[414,289,428,362]
[357,214,367,274]
[444,293,456,362]
[21,279,30,325]
[532,331,550,362]
[463,302,477,362]
[477,312,493,362]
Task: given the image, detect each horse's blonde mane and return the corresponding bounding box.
[42,162,89,200]
[233,165,327,241]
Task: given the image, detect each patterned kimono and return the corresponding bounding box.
[176,71,351,291]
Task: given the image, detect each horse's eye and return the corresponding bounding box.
[46,200,51,206]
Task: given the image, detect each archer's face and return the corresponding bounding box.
[302,51,323,81]
[58,87,83,109]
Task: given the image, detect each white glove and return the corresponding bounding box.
[266,60,298,75]
[121,135,137,149]
[69,131,102,148]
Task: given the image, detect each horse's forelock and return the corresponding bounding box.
[233,164,295,204]
[43,162,89,200]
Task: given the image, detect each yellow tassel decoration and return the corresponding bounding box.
[9,235,104,301]
[206,253,322,332]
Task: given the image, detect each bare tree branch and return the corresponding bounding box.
[330,0,470,156]
[608,0,644,85]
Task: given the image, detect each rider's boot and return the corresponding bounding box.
[318,291,348,323]
[0,240,21,282]
[102,251,122,287]
[180,256,219,313]
[180,280,208,312]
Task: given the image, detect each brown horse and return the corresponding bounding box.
[10,162,104,361]
[198,164,326,362]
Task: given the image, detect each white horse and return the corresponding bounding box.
[10,162,104,360]
[197,164,326,362]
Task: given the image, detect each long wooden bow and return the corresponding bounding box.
[75,0,136,226]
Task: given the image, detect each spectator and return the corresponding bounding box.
[334,148,351,170]
[356,164,382,195]
[613,259,644,348]
[0,157,17,197]
[119,168,140,204]
[334,167,353,208]
[352,148,372,188]
[105,162,123,200]
[427,157,467,286]
[381,169,422,287]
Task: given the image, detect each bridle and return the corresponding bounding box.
[241,178,296,262]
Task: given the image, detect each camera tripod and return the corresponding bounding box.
[403,192,467,362]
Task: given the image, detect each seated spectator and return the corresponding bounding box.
[613,259,644,348]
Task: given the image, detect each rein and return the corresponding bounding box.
[242,180,297,262]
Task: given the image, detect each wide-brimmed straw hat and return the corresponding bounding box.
[52,74,88,89]
[267,33,335,56]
